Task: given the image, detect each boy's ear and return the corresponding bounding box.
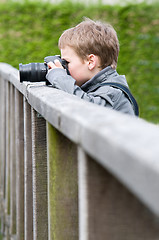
[87,54,97,70]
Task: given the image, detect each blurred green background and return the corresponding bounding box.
[0,0,159,123]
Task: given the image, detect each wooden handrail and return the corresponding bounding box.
[0,63,159,239]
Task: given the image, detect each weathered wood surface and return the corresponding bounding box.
[1,63,159,240]
[0,77,7,236]
[78,148,159,240]
[32,108,48,240]
[47,124,78,240]
[5,82,10,240]
[1,63,159,216]
[10,85,16,238]
[24,99,33,240]
[15,89,24,240]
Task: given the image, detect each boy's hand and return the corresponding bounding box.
[47,59,63,71]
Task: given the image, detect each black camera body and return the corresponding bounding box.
[19,55,69,83]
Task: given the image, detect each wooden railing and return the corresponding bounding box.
[0,62,159,240]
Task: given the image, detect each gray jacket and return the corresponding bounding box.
[46,66,135,115]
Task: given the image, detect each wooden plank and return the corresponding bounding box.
[4,81,11,239]
[78,148,159,240]
[24,98,33,240]
[47,123,78,240]
[78,147,88,240]
[31,109,48,240]
[0,78,7,234]
[15,89,24,240]
[0,75,3,199]
[10,84,16,237]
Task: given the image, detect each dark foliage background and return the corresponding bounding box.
[0,1,159,123]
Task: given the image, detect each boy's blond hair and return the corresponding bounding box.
[58,18,119,69]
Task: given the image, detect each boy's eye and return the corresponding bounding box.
[62,59,69,66]
[65,60,70,65]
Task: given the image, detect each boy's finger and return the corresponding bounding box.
[48,61,55,69]
[54,59,63,68]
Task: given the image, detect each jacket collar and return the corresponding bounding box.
[81,66,117,92]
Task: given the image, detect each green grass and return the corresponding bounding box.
[0,1,159,123]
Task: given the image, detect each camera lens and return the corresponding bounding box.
[19,62,47,82]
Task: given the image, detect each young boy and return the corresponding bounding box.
[46,18,137,115]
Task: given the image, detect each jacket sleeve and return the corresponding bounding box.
[46,68,108,106]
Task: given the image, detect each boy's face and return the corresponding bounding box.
[61,46,91,86]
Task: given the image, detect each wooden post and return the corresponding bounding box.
[0,76,2,197]
[0,78,7,235]
[78,147,88,240]
[78,147,159,240]
[4,82,11,240]
[15,88,24,240]
[31,109,48,240]
[10,84,17,238]
[47,123,78,240]
[24,98,33,240]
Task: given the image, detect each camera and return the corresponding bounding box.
[19,55,69,83]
